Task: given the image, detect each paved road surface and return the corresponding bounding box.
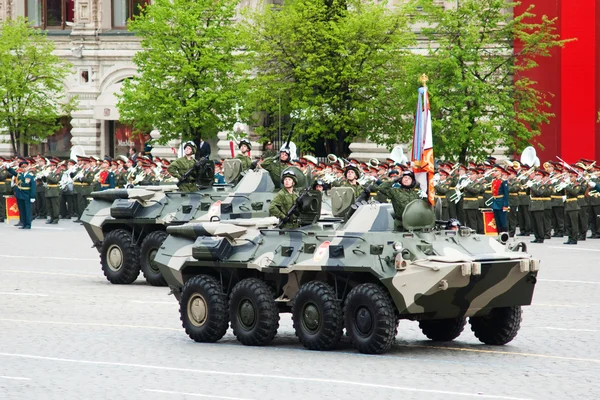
[1,220,599,400]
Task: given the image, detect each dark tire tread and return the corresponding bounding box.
[292,281,343,351]
[419,318,466,342]
[469,306,522,345]
[140,231,168,286]
[343,283,396,354]
[180,275,229,343]
[229,278,279,346]
[100,229,140,284]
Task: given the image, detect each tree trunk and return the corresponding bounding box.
[9,132,18,156]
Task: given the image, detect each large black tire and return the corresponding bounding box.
[419,317,466,341]
[229,278,279,346]
[100,229,140,284]
[180,275,229,343]
[292,281,343,351]
[469,306,522,345]
[140,231,168,286]
[343,283,396,354]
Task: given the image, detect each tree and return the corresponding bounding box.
[396,0,570,162]
[118,0,245,145]
[0,17,76,155]
[241,0,415,156]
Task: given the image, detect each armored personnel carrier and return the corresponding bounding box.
[155,187,540,354]
[81,159,313,286]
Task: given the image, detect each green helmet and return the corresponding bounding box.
[239,139,252,151]
[345,163,361,179]
[183,141,196,154]
[281,170,298,185]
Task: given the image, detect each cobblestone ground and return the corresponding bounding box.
[1,219,599,400]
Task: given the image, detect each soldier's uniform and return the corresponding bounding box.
[7,164,36,229]
[542,183,553,240]
[168,142,199,192]
[507,178,520,237]
[462,177,483,231]
[446,173,458,220]
[44,166,61,223]
[577,182,588,240]
[261,151,291,189]
[0,164,11,222]
[550,181,565,237]
[269,171,299,229]
[434,178,450,221]
[517,179,532,236]
[529,179,548,243]
[33,164,46,220]
[564,180,581,244]
[377,173,421,230]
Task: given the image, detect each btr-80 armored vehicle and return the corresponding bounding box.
[81,159,309,286]
[154,187,540,354]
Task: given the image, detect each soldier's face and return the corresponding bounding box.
[240,144,249,154]
[280,152,289,162]
[401,176,413,186]
[283,177,294,188]
[185,146,194,156]
[346,170,357,181]
[315,184,323,192]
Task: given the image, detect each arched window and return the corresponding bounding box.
[112,0,150,28]
[26,0,75,29]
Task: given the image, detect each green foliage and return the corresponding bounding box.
[241,0,415,155]
[118,0,245,144]
[0,17,76,155]
[398,0,570,162]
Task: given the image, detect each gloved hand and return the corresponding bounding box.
[41,176,47,182]
[250,160,258,170]
[30,199,35,203]
[70,172,76,178]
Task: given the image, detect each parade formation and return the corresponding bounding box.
[2,143,599,247]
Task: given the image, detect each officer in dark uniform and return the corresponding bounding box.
[517,169,532,236]
[529,169,548,243]
[43,160,61,224]
[7,161,36,229]
[462,168,483,231]
[587,171,600,238]
[0,158,12,222]
[564,171,582,245]
[507,168,521,237]
[434,169,450,221]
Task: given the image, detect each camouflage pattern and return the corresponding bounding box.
[155,189,540,354]
[268,188,299,228]
[167,156,197,192]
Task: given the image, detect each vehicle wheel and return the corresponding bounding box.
[343,283,396,354]
[419,317,466,341]
[469,306,522,345]
[140,231,168,286]
[292,281,343,351]
[100,229,140,284]
[229,278,279,346]
[180,275,229,343]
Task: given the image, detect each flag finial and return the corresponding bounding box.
[419,73,428,87]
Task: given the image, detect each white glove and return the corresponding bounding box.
[30,199,35,203]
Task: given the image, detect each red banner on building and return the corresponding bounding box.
[481,209,498,236]
[5,195,19,220]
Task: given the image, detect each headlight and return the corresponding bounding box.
[393,241,403,252]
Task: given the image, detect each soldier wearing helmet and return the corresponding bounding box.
[269,170,299,228]
[167,141,198,192]
[341,163,363,198]
[376,170,422,230]
[235,139,253,170]
[261,147,292,189]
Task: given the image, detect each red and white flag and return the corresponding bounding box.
[411,85,435,205]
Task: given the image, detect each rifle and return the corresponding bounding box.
[178,159,205,187]
[283,123,296,151]
[278,188,309,228]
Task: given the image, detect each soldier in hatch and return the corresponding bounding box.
[261,147,292,189]
[269,170,299,229]
[167,141,199,192]
[376,170,422,229]
[235,139,253,171]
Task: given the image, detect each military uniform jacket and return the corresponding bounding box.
[462,182,483,210]
[434,182,450,207]
[342,181,364,198]
[542,184,553,210]
[269,188,299,228]
[588,179,600,205]
[529,183,548,212]
[168,156,197,192]
[507,180,520,207]
[518,182,530,206]
[377,181,421,221]
[261,157,290,188]
[8,168,36,200]
[577,182,588,207]
[490,179,509,210]
[45,172,60,197]
[235,154,252,171]
[0,168,11,195]
[564,184,581,212]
